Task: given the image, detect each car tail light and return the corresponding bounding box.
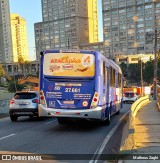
[90,92,99,109]
[10,100,15,104]
[32,99,39,103]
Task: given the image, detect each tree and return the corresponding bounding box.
[8,82,25,92]
[18,55,25,76]
[128,63,141,85]
[119,62,127,77]
[24,60,30,74]
[0,64,6,86]
[0,64,5,77]
[143,60,154,84]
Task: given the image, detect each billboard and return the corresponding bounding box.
[43,53,95,77]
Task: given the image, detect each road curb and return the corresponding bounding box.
[118,96,151,163]
[157,101,160,111]
[90,111,129,163]
[0,113,9,119]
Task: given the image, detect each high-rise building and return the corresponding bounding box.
[0,0,13,63]
[34,0,99,60]
[102,0,160,57]
[11,14,29,62]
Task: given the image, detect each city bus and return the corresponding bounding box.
[38,49,123,125]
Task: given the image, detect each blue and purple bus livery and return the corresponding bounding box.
[38,49,123,125]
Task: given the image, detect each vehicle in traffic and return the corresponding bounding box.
[123,91,139,103]
[38,49,123,125]
[9,91,39,121]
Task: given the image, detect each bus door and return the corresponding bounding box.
[102,61,109,119]
[116,73,122,111]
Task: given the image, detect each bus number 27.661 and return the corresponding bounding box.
[65,88,80,93]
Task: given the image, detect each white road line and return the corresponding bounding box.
[0,134,16,141]
[89,112,129,163]
[44,119,57,124]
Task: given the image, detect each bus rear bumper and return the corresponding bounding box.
[38,104,103,120]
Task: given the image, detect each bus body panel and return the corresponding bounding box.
[42,79,95,109]
[38,49,123,122]
[38,104,103,120]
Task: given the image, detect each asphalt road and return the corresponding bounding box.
[0,104,131,162]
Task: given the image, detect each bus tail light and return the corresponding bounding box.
[39,90,46,106]
[90,92,99,109]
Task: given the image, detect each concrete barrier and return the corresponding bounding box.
[0,92,15,118]
[131,95,150,118]
[157,93,160,111]
[120,95,150,153]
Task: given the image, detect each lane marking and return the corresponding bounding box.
[0,134,16,141]
[44,119,57,124]
[89,112,129,163]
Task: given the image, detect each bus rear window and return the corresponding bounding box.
[43,53,95,77]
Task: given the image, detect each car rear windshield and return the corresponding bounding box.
[125,92,135,97]
[14,93,37,99]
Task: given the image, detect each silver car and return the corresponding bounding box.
[123,91,139,103]
[9,91,39,121]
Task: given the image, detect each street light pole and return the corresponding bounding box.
[146,28,158,100]
[14,75,17,92]
[140,58,144,96]
[153,28,157,100]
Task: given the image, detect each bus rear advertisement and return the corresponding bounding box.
[38,49,123,125]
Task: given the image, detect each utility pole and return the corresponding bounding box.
[140,58,144,96]
[153,28,157,100]
[14,75,17,92]
[146,28,158,100]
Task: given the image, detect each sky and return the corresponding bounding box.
[9,0,103,61]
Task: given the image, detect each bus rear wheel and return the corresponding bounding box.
[116,110,120,115]
[101,111,110,125]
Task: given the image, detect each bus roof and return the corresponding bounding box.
[43,49,96,54]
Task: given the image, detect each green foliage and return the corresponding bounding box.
[8,82,25,92]
[119,62,128,77]
[143,60,154,84]
[128,63,141,84]
[0,64,5,77]
[119,58,160,85]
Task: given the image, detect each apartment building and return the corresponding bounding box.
[102,0,160,57]
[11,14,29,62]
[34,0,99,60]
[0,0,13,63]
[114,53,154,65]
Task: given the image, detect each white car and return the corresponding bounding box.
[123,91,139,103]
